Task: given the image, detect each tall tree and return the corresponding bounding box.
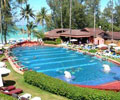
[103,0,113,23]
[0,0,10,43]
[36,7,49,32]
[26,21,37,40]
[46,0,87,29]
[17,0,27,5]
[0,0,16,44]
[84,0,101,27]
[20,4,34,24]
[17,0,28,34]
[102,0,120,32]
[114,0,120,27]
[20,4,35,39]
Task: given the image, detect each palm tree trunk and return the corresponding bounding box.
[27,18,30,40]
[42,21,44,33]
[69,0,72,43]
[4,23,7,44]
[0,0,3,44]
[61,0,63,31]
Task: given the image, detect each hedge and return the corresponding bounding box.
[0,93,17,100]
[44,38,61,45]
[88,49,97,53]
[55,38,61,44]
[24,71,120,100]
[44,41,58,45]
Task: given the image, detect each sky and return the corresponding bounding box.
[27,0,113,12]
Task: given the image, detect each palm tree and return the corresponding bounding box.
[111,0,114,42]
[33,30,45,41]
[20,4,35,39]
[60,0,63,31]
[0,0,10,43]
[36,7,49,33]
[17,0,27,5]
[17,0,28,35]
[20,4,34,24]
[26,21,37,40]
[69,0,72,43]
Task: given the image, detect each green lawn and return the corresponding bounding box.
[0,55,69,100]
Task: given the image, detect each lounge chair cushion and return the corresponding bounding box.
[3,85,16,91]
[3,88,23,95]
[19,97,29,100]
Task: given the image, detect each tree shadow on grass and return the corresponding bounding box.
[4,80,16,87]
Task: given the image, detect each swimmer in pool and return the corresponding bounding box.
[33,56,36,59]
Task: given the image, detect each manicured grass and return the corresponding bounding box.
[0,55,69,100]
[0,93,17,100]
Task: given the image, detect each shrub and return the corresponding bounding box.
[89,49,97,53]
[24,71,120,100]
[0,93,17,100]
[44,41,57,45]
[55,38,61,44]
[44,38,61,45]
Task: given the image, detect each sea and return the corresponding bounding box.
[0,25,44,43]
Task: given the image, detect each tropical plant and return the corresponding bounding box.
[0,0,17,44]
[20,4,35,39]
[20,4,34,24]
[36,7,49,32]
[17,0,28,35]
[33,30,45,40]
[17,0,27,5]
[0,0,10,43]
[46,0,87,29]
[26,21,37,40]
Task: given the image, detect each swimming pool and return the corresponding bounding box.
[12,46,120,85]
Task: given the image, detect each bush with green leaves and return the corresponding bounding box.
[0,93,17,100]
[24,71,120,100]
[89,49,97,53]
[44,41,57,45]
[55,38,61,44]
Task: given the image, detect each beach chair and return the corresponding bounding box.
[0,85,16,91]
[19,97,29,100]
[2,88,23,95]
[12,93,30,100]
[31,97,41,100]
[18,93,32,100]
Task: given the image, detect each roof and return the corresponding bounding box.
[45,29,66,39]
[60,29,90,38]
[82,28,104,36]
[107,32,120,40]
[45,28,93,38]
[45,28,120,40]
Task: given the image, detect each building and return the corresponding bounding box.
[45,28,120,45]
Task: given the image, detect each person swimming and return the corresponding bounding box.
[33,56,36,59]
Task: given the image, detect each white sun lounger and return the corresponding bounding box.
[19,93,32,100]
[31,97,41,100]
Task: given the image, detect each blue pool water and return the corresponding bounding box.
[12,46,120,85]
